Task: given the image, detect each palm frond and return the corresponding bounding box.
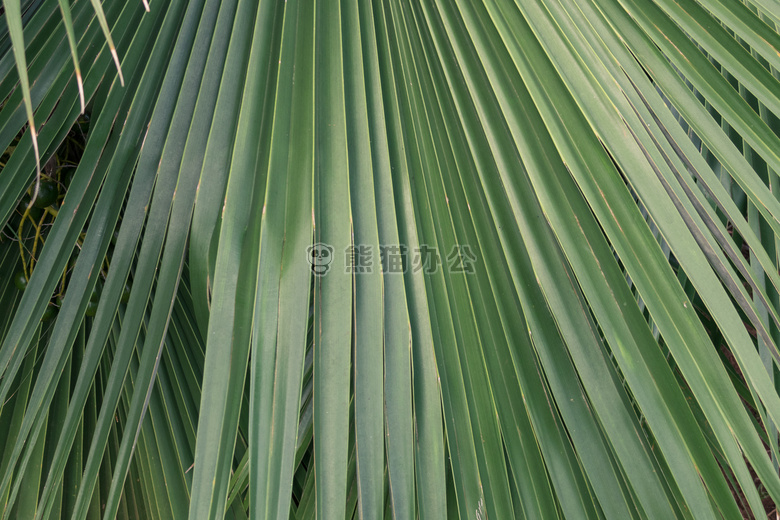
[2,0,780,518]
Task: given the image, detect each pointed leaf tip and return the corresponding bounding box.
[110,48,125,86]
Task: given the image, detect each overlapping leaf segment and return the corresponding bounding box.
[1,0,780,518]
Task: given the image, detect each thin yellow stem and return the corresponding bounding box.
[29,211,46,273]
[17,207,31,278]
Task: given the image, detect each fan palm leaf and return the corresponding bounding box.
[1,0,780,518]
